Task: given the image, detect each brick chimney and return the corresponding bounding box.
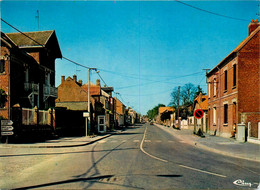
[78,80,82,86]
[96,79,100,86]
[61,76,65,83]
[73,75,77,82]
[249,19,260,35]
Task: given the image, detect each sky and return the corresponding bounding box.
[1,0,258,115]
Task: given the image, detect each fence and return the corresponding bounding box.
[21,107,54,127]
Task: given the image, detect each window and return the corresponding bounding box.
[233,64,236,87]
[224,70,227,91]
[213,107,216,124]
[213,78,216,96]
[0,60,5,73]
[224,104,228,124]
[25,68,29,82]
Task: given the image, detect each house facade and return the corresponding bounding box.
[207,20,259,138]
[193,93,208,133]
[115,97,126,127]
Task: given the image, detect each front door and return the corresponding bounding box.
[98,115,106,133]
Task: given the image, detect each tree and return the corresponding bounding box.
[147,104,165,120]
[0,89,7,108]
[169,86,180,108]
[181,83,196,106]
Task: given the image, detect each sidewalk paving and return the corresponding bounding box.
[0,130,122,148]
[155,123,260,163]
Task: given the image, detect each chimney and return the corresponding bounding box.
[73,74,77,82]
[61,76,65,83]
[248,19,260,35]
[78,80,82,86]
[96,79,100,86]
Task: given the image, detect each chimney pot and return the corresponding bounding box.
[96,79,100,86]
[78,80,82,86]
[61,76,65,83]
[248,19,259,35]
[73,75,77,81]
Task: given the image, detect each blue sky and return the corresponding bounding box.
[1,1,258,115]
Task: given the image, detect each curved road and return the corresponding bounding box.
[1,123,259,189]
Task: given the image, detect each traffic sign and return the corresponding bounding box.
[1,126,14,131]
[1,120,13,126]
[1,131,14,136]
[194,109,204,119]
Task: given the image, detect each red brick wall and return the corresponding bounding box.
[238,31,260,114]
[0,46,10,119]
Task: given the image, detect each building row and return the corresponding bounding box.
[157,20,260,142]
[0,30,139,141]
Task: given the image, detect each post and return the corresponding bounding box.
[217,66,221,136]
[87,68,90,136]
[248,122,251,139]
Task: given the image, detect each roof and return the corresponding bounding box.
[81,83,101,96]
[5,30,62,58]
[194,94,208,110]
[159,107,174,114]
[207,26,260,77]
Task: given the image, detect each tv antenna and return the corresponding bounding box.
[35,10,39,31]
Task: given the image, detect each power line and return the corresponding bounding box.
[174,0,249,22]
[96,71,108,87]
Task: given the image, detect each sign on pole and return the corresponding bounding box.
[1,131,14,136]
[1,120,13,126]
[1,120,14,136]
[194,109,204,119]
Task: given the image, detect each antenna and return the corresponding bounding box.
[35,10,39,31]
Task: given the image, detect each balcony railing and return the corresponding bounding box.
[24,83,39,94]
[43,85,58,98]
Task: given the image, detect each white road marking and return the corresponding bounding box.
[155,140,162,143]
[140,126,168,163]
[133,140,140,142]
[122,140,127,142]
[99,140,107,143]
[110,140,117,143]
[168,140,174,143]
[140,125,227,178]
[179,141,188,144]
[144,140,151,142]
[179,165,226,178]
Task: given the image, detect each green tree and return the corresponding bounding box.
[147,104,165,120]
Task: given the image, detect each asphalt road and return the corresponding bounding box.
[0,123,259,189]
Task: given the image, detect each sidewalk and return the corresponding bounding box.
[0,130,122,148]
[155,123,260,163]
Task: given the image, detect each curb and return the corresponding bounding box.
[0,134,112,148]
[154,124,260,163]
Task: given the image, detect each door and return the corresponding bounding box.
[98,115,106,133]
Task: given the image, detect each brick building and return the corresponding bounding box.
[207,20,259,138]
[193,93,208,133]
[115,97,126,127]
[0,30,61,119]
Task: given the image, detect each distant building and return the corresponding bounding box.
[207,20,259,138]
[193,93,208,133]
[158,107,175,126]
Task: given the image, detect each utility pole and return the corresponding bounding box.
[203,69,210,94]
[86,68,97,136]
[35,10,39,31]
[114,92,119,128]
[177,86,180,128]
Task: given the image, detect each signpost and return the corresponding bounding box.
[1,120,14,144]
[194,109,204,119]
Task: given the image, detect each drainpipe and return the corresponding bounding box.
[217,66,221,136]
[7,54,11,120]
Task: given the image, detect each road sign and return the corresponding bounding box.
[194,109,204,119]
[1,131,14,136]
[1,120,13,126]
[1,126,14,131]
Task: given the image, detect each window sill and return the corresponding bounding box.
[223,124,228,126]
[224,90,227,93]
[232,86,236,90]
[0,72,6,75]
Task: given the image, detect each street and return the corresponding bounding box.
[1,123,259,189]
